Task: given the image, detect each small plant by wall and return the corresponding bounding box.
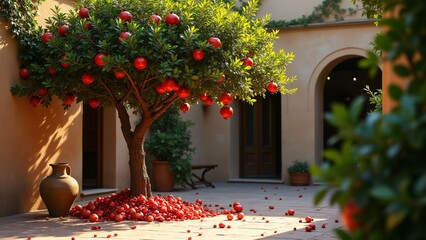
[266,0,358,28]
[0,0,44,56]
[224,0,359,28]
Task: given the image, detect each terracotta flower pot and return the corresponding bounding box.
[289,172,310,186]
[152,160,175,192]
[39,163,79,217]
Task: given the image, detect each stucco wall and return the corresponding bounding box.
[103,108,133,191]
[0,0,80,217]
[256,0,364,22]
[181,104,233,182]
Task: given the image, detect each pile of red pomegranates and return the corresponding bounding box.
[69,188,220,222]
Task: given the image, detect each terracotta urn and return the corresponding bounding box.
[39,163,79,217]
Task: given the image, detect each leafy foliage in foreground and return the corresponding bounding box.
[312,0,426,239]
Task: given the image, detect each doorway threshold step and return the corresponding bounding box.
[80,188,118,197]
[228,178,284,184]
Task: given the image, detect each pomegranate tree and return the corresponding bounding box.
[11,0,295,197]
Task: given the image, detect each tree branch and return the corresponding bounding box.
[152,93,162,110]
[98,79,119,108]
[151,93,179,122]
[118,88,133,106]
[124,71,150,115]
[124,72,145,103]
[139,75,160,95]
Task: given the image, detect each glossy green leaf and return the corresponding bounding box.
[388,84,403,101]
[335,229,352,240]
[393,65,411,77]
[370,186,396,200]
[414,174,426,195]
[348,96,365,122]
[314,187,328,205]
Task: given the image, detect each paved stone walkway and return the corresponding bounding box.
[0,183,343,239]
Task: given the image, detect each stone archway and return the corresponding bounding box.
[308,48,382,167]
[323,57,382,152]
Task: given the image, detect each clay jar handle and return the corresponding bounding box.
[66,165,71,175]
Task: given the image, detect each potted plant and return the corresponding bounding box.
[287,160,310,186]
[145,107,194,192]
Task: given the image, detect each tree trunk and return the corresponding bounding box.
[128,136,152,197]
[115,93,177,197]
[116,103,153,197]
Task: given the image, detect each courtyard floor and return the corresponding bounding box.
[0,183,342,240]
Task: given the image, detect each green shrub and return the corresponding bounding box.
[145,107,194,186]
[287,160,309,173]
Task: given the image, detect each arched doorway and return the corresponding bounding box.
[323,56,382,150]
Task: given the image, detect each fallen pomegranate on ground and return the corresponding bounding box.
[305,216,313,223]
[233,202,243,213]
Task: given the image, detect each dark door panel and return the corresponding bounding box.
[82,104,103,189]
[240,94,281,179]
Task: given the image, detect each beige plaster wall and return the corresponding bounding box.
[116,112,140,191]
[102,108,133,191]
[181,104,233,182]
[0,0,80,217]
[256,0,364,22]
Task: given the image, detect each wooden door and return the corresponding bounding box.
[82,104,103,189]
[240,94,281,178]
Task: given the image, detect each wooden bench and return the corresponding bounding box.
[186,164,218,189]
